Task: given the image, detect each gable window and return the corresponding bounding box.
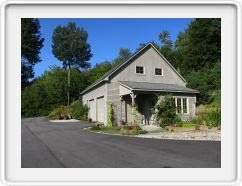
[136,66,144,74]
[175,97,188,114]
[155,68,163,76]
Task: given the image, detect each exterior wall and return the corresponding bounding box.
[82,83,108,125]
[106,82,121,124]
[110,47,186,86]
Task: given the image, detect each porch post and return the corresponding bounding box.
[131,93,136,106]
[120,96,123,123]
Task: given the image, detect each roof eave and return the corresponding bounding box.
[132,88,199,94]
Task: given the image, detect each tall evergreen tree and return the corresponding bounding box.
[52,22,92,105]
[21,18,44,89]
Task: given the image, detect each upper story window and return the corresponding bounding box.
[136,66,144,74]
[155,68,163,76]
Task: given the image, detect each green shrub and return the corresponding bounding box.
[139,130,148,134]
[90,125,101,130]
[196,108,221,127]
[131,104,138,125]
[70,100,89,120]
[190,118,199,125]
[154,94,180,128]
[48,106,72,120]
[107,103,113,128]
[176,122,195,127]
[119,125,146,135]
[206,108,221,127]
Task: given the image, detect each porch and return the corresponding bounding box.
[118,81,199,125]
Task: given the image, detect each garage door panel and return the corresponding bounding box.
[97,96,105,123]
[89,99,95,121]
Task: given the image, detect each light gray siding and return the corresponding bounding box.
[107,82,121,124]
[82,83,108,125]
[110,47,186,86]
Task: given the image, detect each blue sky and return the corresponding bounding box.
[35,18,193,77]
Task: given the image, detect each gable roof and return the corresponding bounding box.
[119,81,199,93]
[81,42,186,95]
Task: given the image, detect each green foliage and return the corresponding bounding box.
[173,18,221,104]
[52,22,92,69]
[107,103,113,128]
[52,22,92,105]
[21,18,44,89]
[154,94,180,127]
[85,61,113,85]
[174,18,221,73]
[158,30,175,63]
[90,125,101,130]
[21,66,84,117]
[131,104,138,125]
[176,122,195,127]
[70,100,89,120]
[209,89,221,108]
[89,125,147,135]
[48,106,72,120]
[197,108,221,127]
[47,100,88,120]
[112,48,132,67]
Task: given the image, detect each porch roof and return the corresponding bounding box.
[119,81,199,94]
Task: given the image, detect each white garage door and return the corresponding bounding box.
[89,99,95,121]
[97,96,105,123]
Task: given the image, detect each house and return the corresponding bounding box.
[81,43,199,126]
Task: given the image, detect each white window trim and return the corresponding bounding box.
[135,65,145,75]
[154,68,163,76]
[175,97,189,115]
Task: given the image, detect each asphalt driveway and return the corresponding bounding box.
[21,117,221,168]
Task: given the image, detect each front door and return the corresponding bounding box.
[136,94,158,125]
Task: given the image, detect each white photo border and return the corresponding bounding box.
[0,0,241,186]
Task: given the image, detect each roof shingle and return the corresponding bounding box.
[119,81,199,93]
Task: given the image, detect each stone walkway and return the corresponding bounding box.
[137,129,221,141]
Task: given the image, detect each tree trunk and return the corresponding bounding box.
[67,63,71,106]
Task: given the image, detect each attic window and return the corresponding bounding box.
[155,68,163,76]
[136,66,144,74]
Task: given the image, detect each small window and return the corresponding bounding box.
[182,98,188,113]
[155,68,163,76]
[136,66,144,74]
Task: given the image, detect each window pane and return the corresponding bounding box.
[155,68,162,75]
[136,66,144,74]
[183,98,187,113]
[177,98,182,113]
